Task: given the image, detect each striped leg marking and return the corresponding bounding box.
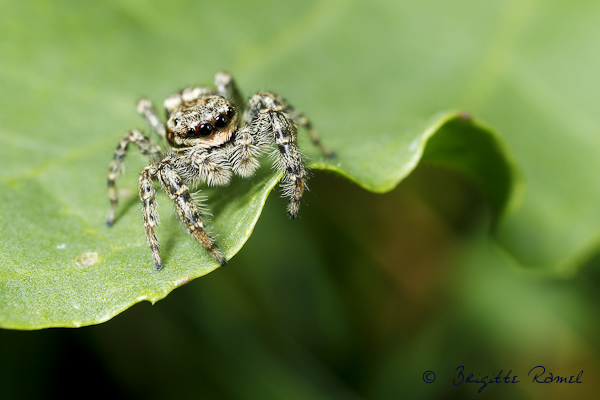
[106,129,162,226]
[293,114,334,158]
[251,108,306,218]
[244,91,334,158]
[139,165,162,270]
[136,98,166,139]
[157,156,227,266]
[244,93,309,218]
[269,111,307,218]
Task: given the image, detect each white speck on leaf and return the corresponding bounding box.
[175,277,189,287]
[56,243,66,249]
[76,252,99,267]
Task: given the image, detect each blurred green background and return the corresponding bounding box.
[1,0,600,399]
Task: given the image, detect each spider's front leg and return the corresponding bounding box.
[243,94,307,218]
[156,154,227,267]
[107,129,162,226]
[266,110,307,218]
[139,165,162,269]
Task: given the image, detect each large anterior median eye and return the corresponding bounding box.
[197,123,214,137]
[214,114,229,129]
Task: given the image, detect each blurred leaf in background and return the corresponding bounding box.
[1,0,600,399]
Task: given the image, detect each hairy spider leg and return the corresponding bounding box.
[106,129,163,226]
[139,165,162,269]
[267,110,306,218]
[290,112,334,158]
[136,99,166,140]
[244,92,333,158]
[156,154,227,267]
[244,92,307,218]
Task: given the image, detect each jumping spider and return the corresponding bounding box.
[106,72,333,270]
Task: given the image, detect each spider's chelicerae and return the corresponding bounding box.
[106,72,333,270]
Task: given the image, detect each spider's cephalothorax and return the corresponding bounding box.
[106,72,333,270]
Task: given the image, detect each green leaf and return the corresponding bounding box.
[3,0,595,329]
[0,103,513,330]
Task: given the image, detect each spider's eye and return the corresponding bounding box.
[197,123,214,137]
[226,106,235,117]
[186,127,195,136]
[214,114,229,129]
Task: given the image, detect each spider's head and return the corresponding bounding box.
[166,96,238,149]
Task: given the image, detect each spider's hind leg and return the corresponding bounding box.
[244,92,334,158]
[214,71,245,114]
[291,111,334,158]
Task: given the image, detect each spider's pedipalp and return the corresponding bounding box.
[188,147,233,187]
[229,126,263,178]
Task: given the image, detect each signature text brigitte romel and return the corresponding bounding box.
[453,365,583,393]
